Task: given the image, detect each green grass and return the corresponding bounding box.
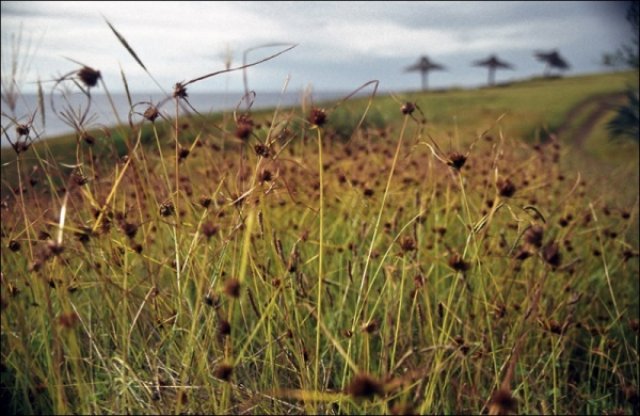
[1,67,638,415]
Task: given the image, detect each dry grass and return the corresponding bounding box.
[1,22,638,415]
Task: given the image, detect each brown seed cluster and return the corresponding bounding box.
[143,106,160,122]
[173,82,188,99]
[223,278,241,298]
[542,241,562,268]
[448,252,470,272]
[235,114,254,140]
[159,201,175,217]
[447,152,467,170]
[309,107,327,126]
[214,363,233,381]
[488,388,517,415]
[498,178,516,198]
[523,225,544,248]
[400,236,416,252]
[401,102,415,115]
[346,373,384,399]
[77,66,101,88]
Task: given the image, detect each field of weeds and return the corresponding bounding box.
[1,28,639,415]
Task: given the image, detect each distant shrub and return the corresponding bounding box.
[608,87,639,142]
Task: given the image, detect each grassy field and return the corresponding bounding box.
[1,64,639,415]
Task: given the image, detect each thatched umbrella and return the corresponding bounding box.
[534,50,570,77]
[472,54,514,86]
[405,56,446,91]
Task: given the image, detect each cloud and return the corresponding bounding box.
[1,1,632,94]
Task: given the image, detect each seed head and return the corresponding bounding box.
[173,82,188,99]
[16,124,30,137]
[389,402,415,415]
[523,225,544,248]
[309,107,327,127]
[143,106,160,122]
[58,312,79,329]
[77,66,101,88]
[223,278,241,298]
[346,373,384,399]
[202,222,218,239]
[214,363,233,381]
[259,169,273,182]
[514,248,532,261]
[81,133,95,145]
[542,241,562,268]
[448,252,470,272]
[400,236,416,252]
[47,240,65,256]
[498,178,516,198]
[121,222,138,239]
[447,152,467,170]
[361,319,379,334]
[235,114,254,140]
[178,147,190,161]
[8,240,21,252]
[218,318,231,337]
[199,196,212,208]
[204,292,220,308]
[159,201,175,217]
[401,102,415,115]
[488,388,517,415]
[254,143,271,158]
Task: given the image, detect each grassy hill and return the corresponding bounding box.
[1,70,638,415]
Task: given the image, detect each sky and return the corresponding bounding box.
[0,1,635,96]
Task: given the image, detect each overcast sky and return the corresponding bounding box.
[1,1,634,95]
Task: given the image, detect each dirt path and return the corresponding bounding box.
[554,92,627,147]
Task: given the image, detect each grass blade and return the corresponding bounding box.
[103,16,148,72]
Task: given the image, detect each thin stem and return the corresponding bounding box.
[314,126,324,397]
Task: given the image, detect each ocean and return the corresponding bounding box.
[1,89,355,148]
